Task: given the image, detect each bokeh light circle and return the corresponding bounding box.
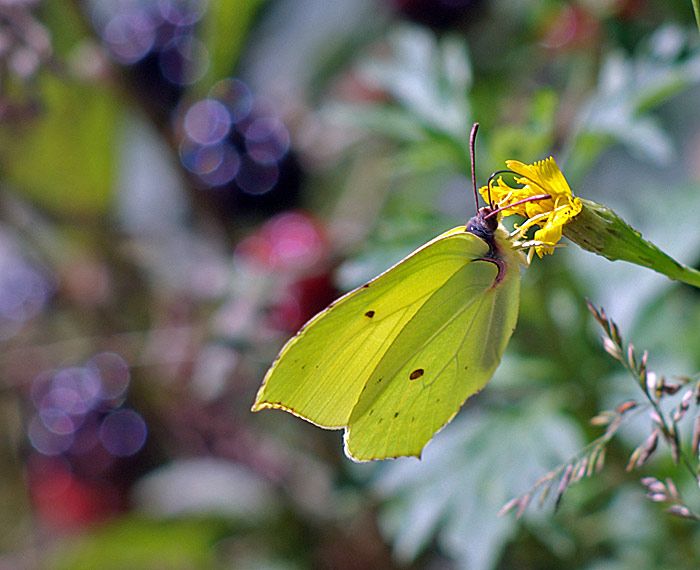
[99,409,147,457]
[39,408,77,436]
[87,352,131,401]
[235,154,279,195]
[103,9,156,64]
[41,387,89,419]
[179,138,223,175]
[0,256,51,322]
[52,367,101,411]
[158,0,208,26]
[159,34,208,85]
[197,143,241,186]
[269,213,325,269]
[30,370,57,412]
[209,78,253,123]
[184,99,231,145]
[28,415,74,455]
[245,117,290,165]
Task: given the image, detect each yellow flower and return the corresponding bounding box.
[480,157,582,257]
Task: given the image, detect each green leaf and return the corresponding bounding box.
[569,25,700,171]
[49,516,229,570]
[358,25,472,141]
[325,103,428,143]
[0,74,119,218]
[198,0,267,91]
[487,89,558,165]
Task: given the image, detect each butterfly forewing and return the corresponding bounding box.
[252,227,491,429]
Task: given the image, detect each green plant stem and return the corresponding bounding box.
[564,199,700,290]
[639,385,698,480]
[653,260,700,290]
[617,351,699,481]
[693,0,700,38]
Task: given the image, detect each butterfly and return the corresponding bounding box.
[252,124,548,461]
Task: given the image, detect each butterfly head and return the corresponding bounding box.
[465,206,499,240]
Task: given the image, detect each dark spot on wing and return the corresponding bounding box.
[394,412,399,418]
[409,368,424,380]
[376,377,383,384]
[365,310,375,318]
[362,283,370,289]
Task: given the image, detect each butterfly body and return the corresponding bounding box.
[466,206,509,283]
[252,207,524,461]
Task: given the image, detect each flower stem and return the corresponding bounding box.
[564,199,700,289]
[628,368,699,480]
[590,302,700,482]
[693,0,700,38]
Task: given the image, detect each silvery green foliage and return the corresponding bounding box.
[372,403,583,570]
[573,25,700,166]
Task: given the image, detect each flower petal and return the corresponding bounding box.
[506,157,573,198]
[481,156,579,257]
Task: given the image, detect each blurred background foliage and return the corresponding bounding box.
[1,0,700,568]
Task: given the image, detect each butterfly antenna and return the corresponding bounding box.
[487,170,513,193]
[487,169,514,209]
[484,193,552,219]
[485,169,551,216]
[469,123,481,208]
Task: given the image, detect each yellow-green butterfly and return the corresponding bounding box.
[252,124,547,461]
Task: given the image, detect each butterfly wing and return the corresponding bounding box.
[345,237,520,460]
[252,226,521,461]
